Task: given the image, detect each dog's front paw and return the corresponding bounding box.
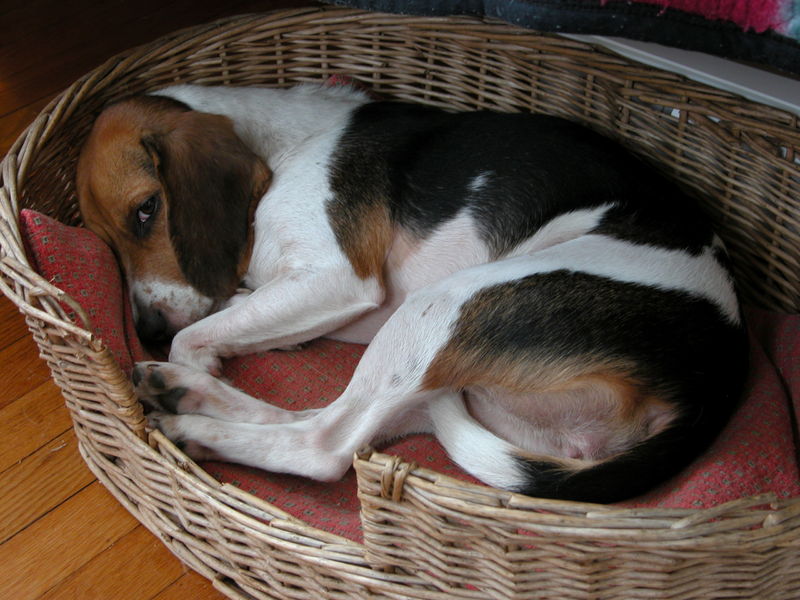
[133,361,215,415]
[147,411,219,461]
[168,330,222,376]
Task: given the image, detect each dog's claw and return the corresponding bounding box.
[159,386,189,413]
[146,410,166,430]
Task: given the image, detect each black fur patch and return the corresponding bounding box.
[451,271,748,502]
[454,271,744,390]
[158,387,188,414]
[151,112,264,299]
[328,102,715,256]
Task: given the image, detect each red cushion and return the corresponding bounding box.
[19,209,148,374]
[19,211,800,542]
[205,340,475,540]
[747,307,800,421]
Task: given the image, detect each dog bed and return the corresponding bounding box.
[17,148,800,540]
[2,7,799,599]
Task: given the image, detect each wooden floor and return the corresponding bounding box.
[0,1,312,598]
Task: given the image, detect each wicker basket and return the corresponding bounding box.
[2,6,799,599]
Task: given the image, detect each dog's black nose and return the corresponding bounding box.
[136,308,169,343]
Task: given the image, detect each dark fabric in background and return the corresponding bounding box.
[327,0,800,76]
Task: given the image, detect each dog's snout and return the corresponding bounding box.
[136,307,169,342]
[130,280,215,342]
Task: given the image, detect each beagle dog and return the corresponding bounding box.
[76,83,747,502]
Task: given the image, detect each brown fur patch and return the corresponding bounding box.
[511,450,592,472]
[426,348,669,426]
[77,98,188,286]
[151,109,270,298]
[76,96,271,299]
[327,199,393,284]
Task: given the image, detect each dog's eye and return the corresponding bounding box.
[132,194,160,239]
[137,195,159,223]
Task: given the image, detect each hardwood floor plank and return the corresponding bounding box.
[0,379,71,472]
[0,0,311,115]
[0,430,93,543]
[0,1,126,84]
[0,334,51,410]
[0,481,139,600]
[0,294,33,349]
[151,570,227,600]
[38,525,186,600]
[0,97,52,155]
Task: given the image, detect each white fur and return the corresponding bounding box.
[332,209,492,343]
[131,278,213,332]
[155,84,369,167]
[332,206,616,343]
[506,204,612,257]
[429,393,528,490]
[424,233,739,324]
[130,84,738,493]
[467,171,492,194]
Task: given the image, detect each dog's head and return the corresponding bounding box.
[76,95,271,342]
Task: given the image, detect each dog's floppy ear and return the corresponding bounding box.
[143,111,271,299]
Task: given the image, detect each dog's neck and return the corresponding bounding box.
[152,84,370,165]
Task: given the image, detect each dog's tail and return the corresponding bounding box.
[429,393,716,504]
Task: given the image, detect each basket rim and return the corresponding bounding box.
[356,449,800,545]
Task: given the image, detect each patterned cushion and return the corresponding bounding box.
[19,209,148,374]
[19,208,800,542]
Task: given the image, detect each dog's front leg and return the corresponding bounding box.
[145,363,443,481]
[145,282,463,480]
[170,266,383,374]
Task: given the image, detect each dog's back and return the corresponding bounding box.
[326,102,747,501]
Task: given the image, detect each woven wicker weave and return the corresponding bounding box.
[1,7,799,599]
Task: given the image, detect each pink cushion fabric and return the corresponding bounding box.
[19,209,148,374]
[747,307,800,420]
[19,209,800,542]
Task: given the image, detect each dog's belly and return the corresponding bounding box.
[464,383,673,462]
[329,211,491,344]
